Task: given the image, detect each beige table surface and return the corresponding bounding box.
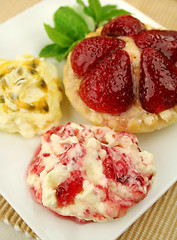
[0,0,177,240]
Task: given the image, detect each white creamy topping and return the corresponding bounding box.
[83,147,107,186]
[27,123,155,222]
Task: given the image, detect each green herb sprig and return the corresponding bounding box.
[39,7,89,61]
[39,0,131,62]
[77,0,130,30]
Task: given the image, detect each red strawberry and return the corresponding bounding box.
[56,170,83,207]
[103,156,115,180]
[70,36,125,77]
[135,30,177,66]
[79,50,134,114]
[139,48,177,113]
[103,156,129,183]
[101,15,147,37]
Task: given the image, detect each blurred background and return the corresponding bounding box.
[0,0,177,29]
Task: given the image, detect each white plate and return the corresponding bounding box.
[0,0,176,240]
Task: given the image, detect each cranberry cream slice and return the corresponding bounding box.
[27,123,155,223]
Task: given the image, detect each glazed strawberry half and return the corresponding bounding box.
[70,15,177,115]
[79,49,134,113]
[139,48,177,113]
[101,15,147,37]
[135,30,177,66]
[71,36,125,77]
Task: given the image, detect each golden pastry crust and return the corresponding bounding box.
[0,54,62,137]
[63,27,177,133]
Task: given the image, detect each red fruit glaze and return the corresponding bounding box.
[56,170,83,207]
[135,30,177,66]
[28,145,45,176]
[103,156,115,180]
[30,156,45,176]
[139,48,177,113]
[79,50,134,114]
[70,36,125,77]
[102,146,146,191]
[44,123,78,142]
[103,156,129,183]
[101,15,147,37]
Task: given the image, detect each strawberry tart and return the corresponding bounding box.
[63,15,177,133]
[27,122,155,222]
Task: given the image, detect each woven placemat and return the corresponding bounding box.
[126,0,177,30]
[0,0,177,239]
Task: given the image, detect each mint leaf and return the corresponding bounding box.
[56,40,80,62]
[44,24,73,47]
[101,5,117,15]
[40,6,90,62]
[76,0,85,7]
[88,0,102,22]
[76,0,95,19]
[100,9,131,22]
[54,7,90,41]
[39,44,67,58]
[83,6,95,18]
[56,51,69,62]
[77,0,131,30]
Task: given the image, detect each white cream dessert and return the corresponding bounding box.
[27,122,155,222]
[0,54,62,137]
